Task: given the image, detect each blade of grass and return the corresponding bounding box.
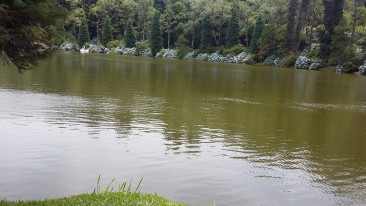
[119,182,127,192]
[134,177,144,193]
[105,178,116,193]
[96,175,101,194]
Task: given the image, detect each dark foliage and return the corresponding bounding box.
[200,17,212,52]
[150,11,163,56]
[0,0,66,72]
[320,0,345,60]
[250,16,264,54]
[125,19,136,48]
[285,0,298,51]
[101,15,112,46]
[78,17,90,47]
[226,8,240,48]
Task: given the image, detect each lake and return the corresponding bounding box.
[0,52,365,205]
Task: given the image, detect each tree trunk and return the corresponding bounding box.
[168,30,171,49]
[96,17,100,41]
[285,0,299,51]
[245,18,249,47]
[294,0,310,51]
[192,21,195,49]
[320,0,345,58]
[142,19,145,41]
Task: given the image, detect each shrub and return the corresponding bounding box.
[177,46,192,59]
[193,49,201,58]
[341,54,365,72]
[341,62,357,72]
[263,56,279,67]
[244,55,255,65]
[216,46,225,55]
[107,40,125,48]
[222,44,247,56]
[157,49,165,58]
[203,55,208,61]
[135,41,150,55]
[357,37,366,51]
[307,46,320,58]
[280,53,298,67]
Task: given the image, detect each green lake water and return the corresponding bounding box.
[0,52,365,205]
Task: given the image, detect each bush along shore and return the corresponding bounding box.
[57,41,366,76]
[0,177,187,206]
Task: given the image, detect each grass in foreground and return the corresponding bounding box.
[0,176,187,206]
[0,192,186,206]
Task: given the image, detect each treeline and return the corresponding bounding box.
[60,0,366,70]
[2,0,366,71]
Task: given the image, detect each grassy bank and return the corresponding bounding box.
[0,192,186,206]
[0,177,187,206]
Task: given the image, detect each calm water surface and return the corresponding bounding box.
[0,52,366,205]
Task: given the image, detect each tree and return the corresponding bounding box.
[200,17,212,51]
[320,0,345,59]
[187,1,200,49]
[150,11,163,56]
[0,0,65,72]
[125,19,136,48]
[161,1,175,49]
[226,7,240,47]
[258,24,286,59]
[350,0,366,37]
[294,0,310,50]
[235,0,265,48]
[101,15,112,46]
[78,17,90,47]
[89,0,118,41]
[285,0,299,51]
[153,0,166,13]
[136,0,153,41]
[329,18,356,66]
[250,16,265,54]
[204,0,230,47]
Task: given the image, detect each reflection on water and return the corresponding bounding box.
[0,52,366,205]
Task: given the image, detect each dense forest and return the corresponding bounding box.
[1,0,366,74]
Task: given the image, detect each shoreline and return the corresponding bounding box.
[59,48,346,74]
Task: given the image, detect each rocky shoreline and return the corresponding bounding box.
[57,42,366,76]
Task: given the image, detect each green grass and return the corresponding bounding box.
[0,192,186,206]
[0,176,187,206]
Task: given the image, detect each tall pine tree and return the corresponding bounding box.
[200,17,212,51]
[329,18,355,66]
[125,19,136,48]
[78,17,90,47]
[285,0,298,52]
[101,15,112,46]
[320,0,345,59]
[250,16,264,54]
[226,7,240,48]
[150,11,162,56]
